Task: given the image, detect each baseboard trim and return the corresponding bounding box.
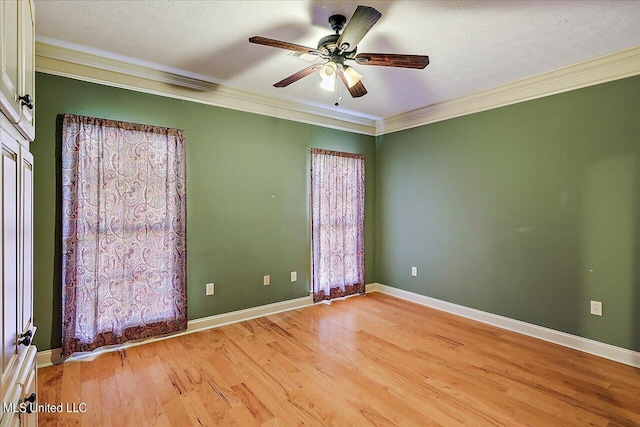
[36,348,63,369]
[36,294,313,368]
[368,283,640,368]
[365,283,377,293]
[39,283,639,369]
[185,295,313,333]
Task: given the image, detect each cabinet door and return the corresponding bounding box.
[1,135,19,377]
[18,352,36,427]
[0,382,20,427]
[0,0,21,123]
[19,373,36,427]
[0,0,20,123]
[19,149,32,344]
[17,0,34,141]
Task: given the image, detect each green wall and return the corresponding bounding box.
[376,76,640,352]
[32,73,376,351]
[33,72,640,354]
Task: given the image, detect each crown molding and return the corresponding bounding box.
[35,42,377,136]
[377,46,640,135]
[35,42,640,137]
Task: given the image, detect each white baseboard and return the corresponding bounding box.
[365,283,377,293]
[367,283,640,368]
[36,294,313,368]
[40,283,638,369]
[185,295,313,333]
[36,348,63,368]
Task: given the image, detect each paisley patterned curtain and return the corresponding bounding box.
[61,114,187,357]
[311,148,365,302]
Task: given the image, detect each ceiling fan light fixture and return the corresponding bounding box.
[319,75,336,91]
[319,62,337,80]
[343,65,362,88]
[319,62,337,91]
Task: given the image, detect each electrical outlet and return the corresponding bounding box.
[264,275,270,286]
[590,300,602,316]
[411,267,418,277]
[206,283,215,295]
[291,271,297,282]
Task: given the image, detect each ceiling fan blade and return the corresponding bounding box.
[336,6,382,52]
[346,80,368,98]
[355,53,430,69]
[249,36,321,55]
[274,64,321,88]
[337,67,368,98]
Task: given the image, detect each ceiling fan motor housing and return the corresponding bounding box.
[328,14,347,33]
[317,34,339,55]
[317,34,357,60]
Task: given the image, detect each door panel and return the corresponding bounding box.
[20,150,32,339]
[2,138,19,375]
[0,0,21,123]
[16,0,34,140]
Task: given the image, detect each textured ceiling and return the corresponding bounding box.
[34,1,640,121]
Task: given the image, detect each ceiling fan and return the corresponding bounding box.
[249,5,429,99]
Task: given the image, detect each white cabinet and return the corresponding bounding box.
[0,0,35,141]
[0,0,36,425]
[0,348,35,427]
[16,0,35,141]
[0,119,36,427]
[2,135,20,378]
[0,0,21,124]
[17,348,36,427]
[0,383,20,427]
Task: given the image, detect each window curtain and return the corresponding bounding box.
[311,148,365,302]
[61,114,187,357]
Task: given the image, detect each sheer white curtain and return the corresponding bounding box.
[311,148,365,302]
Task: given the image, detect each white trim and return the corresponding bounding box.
[365,283,377,293]
[35,42,640,137]
[35,41,377,136]
[38,284,640,369]
[367,283,640,368]
[36,295,313,368]
[376,46,640,135]
[36,348,62,369]
[185,295,313,333]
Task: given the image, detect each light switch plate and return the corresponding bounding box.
[590,300,602,316]
[206,283,214,295]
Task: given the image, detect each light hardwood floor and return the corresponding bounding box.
[38,292,640,426]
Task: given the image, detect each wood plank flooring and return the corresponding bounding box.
[38,293,640,426]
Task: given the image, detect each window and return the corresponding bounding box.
[311,148,365,302]
[60,114,187,357]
